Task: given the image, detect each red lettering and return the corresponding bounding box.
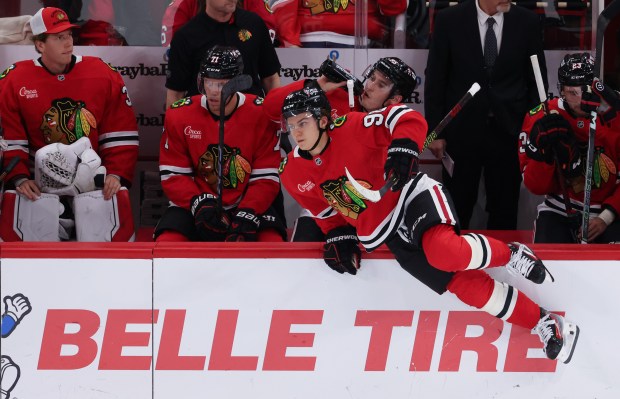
[504,312,564,372]
[38,309,100,370]
[355,310,414,371]
[208,310,259,370]
[410,311,440,371]
[98,310,155,370]
[438,311,502,371]
[156,310,206,370]
[439,311,504,371]
[263,310,323,371]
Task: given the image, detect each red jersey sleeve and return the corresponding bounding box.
[237,116,281,215]
[518,106,558,195]
[97,63,139,186]
[377,0,408,16]
[0,63,30,182]
[271,0,301,47]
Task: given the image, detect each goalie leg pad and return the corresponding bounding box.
[73,187,135,242]
[0,191,61,241]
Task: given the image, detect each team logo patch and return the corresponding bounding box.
[0,64,15,80]
[238,29,252,42]
[320,176,369,220]
[40,98,97,144]
[199,144,251,189]
[278,157,288,173]
[332,115,347,127]
[171,97,192,108]
[105,61,118,72]
[529,104,543,116]
[577,120,584,128]
[254,97,264,105]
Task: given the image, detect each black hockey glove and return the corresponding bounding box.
[553,138,582,179]
[527,114,573,164]
[191,193,230,242]
[323,225,361,275]
[586,78,620,123]
[225,208,260,242]
[384,138,420,192]
[581,84,602,115]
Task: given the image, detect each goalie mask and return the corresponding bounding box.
[197,45,244,94]
[362,57,418,100]
[558,52,594,88]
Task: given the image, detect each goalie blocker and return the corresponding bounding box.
[0,188,134,242]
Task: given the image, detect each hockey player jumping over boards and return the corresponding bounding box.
[278,83,580,364]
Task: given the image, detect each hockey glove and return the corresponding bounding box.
[225,208,260,242]
[384,138,420,192]
[191,193,230,242]
[553,138,582,179]
[323,225,361,275]
[581,84,602,114]
[588,78,620,123]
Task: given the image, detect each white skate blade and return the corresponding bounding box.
[557,320,580,364]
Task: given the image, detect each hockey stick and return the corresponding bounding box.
[346,82,481,202]
[580,0,620,242]
[217,74,252,212]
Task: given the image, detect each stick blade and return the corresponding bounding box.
[221,74,253,101]
[344,167,382,203]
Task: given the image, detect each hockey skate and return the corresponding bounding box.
[506,242,554,284]
[533,312,580,364]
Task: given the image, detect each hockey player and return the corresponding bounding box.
[0,7,138,242]
[156,45,286,242]
[519,52,620,243]
[264,56,417,241]
[279,86,580,364]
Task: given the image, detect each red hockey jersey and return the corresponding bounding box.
[0,56,139,185]
[279,104,428,250]
[271,0,407,46]
[518,98,620,216]
[160,93,280,214]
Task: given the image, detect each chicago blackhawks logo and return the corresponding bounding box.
[40,98,97,144]
[198,144,252,190]
[569,146,617,193]
[320,176,368,219]
[0,64,15,80]
[304,0,352,15]
[171,97,192,108]
[238,29,252,42]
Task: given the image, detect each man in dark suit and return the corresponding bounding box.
[425,0,547,229]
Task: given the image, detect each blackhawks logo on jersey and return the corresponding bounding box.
[198,144,252,190]
[569,145,617,193]
[0,64,15,80]
[171,97,192,108]
[304,0,351,15]
[40,98,97,145]
[529,103,544,116]
[320,176,369,219]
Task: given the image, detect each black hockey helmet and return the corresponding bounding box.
[363,57,418,99]
[198,45,243,94]
[558,52,594,87]
[282,86,332,122]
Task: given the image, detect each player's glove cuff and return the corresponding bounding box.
[323,225,361,275]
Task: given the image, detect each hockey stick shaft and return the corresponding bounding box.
[217,74,252,212]
[347,82,481,202]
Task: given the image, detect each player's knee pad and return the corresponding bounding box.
[73,188,135,242]
[0,191,61,241]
